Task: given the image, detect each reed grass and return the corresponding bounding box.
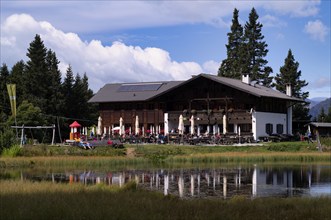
[19,145,126,157]
[168,152,331,164]
[1,180,330,220]
[0,156,150,169]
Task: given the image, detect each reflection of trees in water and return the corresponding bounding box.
[4,165,330,199]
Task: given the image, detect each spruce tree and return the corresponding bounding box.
[273,49,310,121]
[62,65,75,118]
[45,49,63,115]
[9,60,26,106]
[0,64,10,115]
[218,8,244,79]
[243,8,273,86]
[82,73,97,125]
[24,34,48,112]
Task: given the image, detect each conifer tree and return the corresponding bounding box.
[45,49,63,115]
[218,8,244,79]
[243,8,273,86]
[0,64,10,115]
[82,73,98,125]
[62,65,75,118]
[273,49,310,121]
[24,34,48,111]
[10,60,26,106]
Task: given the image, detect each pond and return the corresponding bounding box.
[1,164,330,199]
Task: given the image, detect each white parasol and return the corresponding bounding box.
[97,116,102,136]
[119,117,123,135]
[223,115,227,134]
[178,114,184,134]
[190,115,195,135]
[135,115,139,135]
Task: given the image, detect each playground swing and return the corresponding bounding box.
[11,125,56,146]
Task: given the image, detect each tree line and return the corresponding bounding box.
[0,34,97,148]
[218,8,311,123]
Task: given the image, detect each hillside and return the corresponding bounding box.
[309,98,331,119]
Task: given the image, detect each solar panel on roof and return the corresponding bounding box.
[118,83,163,92]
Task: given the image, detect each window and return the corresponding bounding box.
[266,123,273,135]
[239,124,252,133]
[276,124,283,134]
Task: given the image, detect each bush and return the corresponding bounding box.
[0,126,17,152]
[1,145,22,157]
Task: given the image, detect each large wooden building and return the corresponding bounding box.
[89,73,303,140]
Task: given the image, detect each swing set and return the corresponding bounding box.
[11,125,56,147]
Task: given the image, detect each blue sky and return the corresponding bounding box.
[1,0,330,99]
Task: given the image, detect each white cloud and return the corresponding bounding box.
[311,77,331,88]
[260,1,320,17]
[304,20,329,42]
[202,60,220,74]
[1,1,321,33]
[260,15,287,28]
[1,14,210,92]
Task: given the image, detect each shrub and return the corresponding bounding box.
[0,126,16,152]
[1,145,22,157]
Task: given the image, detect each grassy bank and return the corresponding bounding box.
[1,180,330,220]
[0,141,330,168]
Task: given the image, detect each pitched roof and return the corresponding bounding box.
[89,73,304,103]
[89,81,183,103]
[200,74,303,102]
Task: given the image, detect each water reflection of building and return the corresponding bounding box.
[16,165,331,199]
[252,165,331,198]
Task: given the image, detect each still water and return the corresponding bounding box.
[1,164,330,199]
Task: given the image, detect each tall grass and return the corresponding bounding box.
[20,145,126,157]
[0,156,150,169]
[1,145,22,157]
[1,180,330,220]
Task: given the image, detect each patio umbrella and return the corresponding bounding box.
[178,114,184,134]
[223,115,227,134]
[190,115,195,135]
[119,117,123,135]
[135,115,139,135]
[97,116,102,136]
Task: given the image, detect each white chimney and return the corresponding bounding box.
[242,74,251,84]
[286,84,292,96]
[286,83,293,135]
